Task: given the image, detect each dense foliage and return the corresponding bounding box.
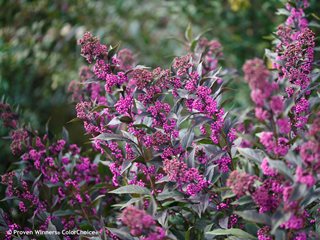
[1,0,320,240]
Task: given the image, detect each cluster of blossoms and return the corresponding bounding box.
[121,206,166,240]
[0,103,120,240]
[163,158,208,196]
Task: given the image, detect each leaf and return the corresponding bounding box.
[190,39,197,52]
[196,138,213,145]
[31,173,43,192]
[108,42,121,58]
[94,133,127,142]
[108,117,121,125]
[181,128,195,149]
[231,195,253,206]
[309,21,320,28]
[218,217,229,229]
[206,228,256,239]
[235,210,271,225]
[109,185,150,195]
[176,89,190,98]
[53,210,75,217]
[62,127,69,142]
[265,49,278,61]
[92,194,106,203]
[222,190,236,200]
[112,198,141,209]
[187,148,195,168]
[268,160,293,180]
[107,227,135,240]
[121,160,132,174]
[67,117,81,124]
[185,227,193,240]
[121,131,138,145]
[1,196,18,202]
[289,183,308,202]
[237,147,265,163]
[276,8,289,16]
[156,189,184,201]
[45,221,60,240]
[120,116,133,123]
[185,23,192,42]
[197,62,203,76]
[301,188,320,206]
[271,210,291,234]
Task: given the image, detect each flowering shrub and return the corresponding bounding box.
[1,0,319,239]
[235,1,320,239]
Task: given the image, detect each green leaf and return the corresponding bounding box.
[62,127,69,142]
[120,116,133,123]
[231,195,253,206]
[235,210,271,225]
[107,227,135,240]
[181,128,195,149]
[108,117,121,125]
[196,138,213,144]
[237,147,265,163]
[268,160,293,180]
[121,160,132,174]
[67,117,81,124]
[108,42,121,58]
[206,228,257,239]
[185,227,193,240]
[222,190,236,200]
[185,23,192,42]
[53,210,75,217]
[45,221,60,240]
[190,39,197,52]
[109,185,150,195]
[271,210,291,234]
[94,133,127,142]
[276,8,289,16]
[112,197,141,209]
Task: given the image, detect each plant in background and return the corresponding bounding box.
[234,0,320,239]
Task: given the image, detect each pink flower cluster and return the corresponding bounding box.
[163,158,208,195]
[226,170,256,197]
[121,206,166,239]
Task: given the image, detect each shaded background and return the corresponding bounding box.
[1,0,317,174]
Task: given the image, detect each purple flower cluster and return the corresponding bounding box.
[163,158,208,195]
[121,206,166,239]
[78,32,108,63]
[259,131,289,157]
[197,37,223,74]
[226,171,256,197]
[0,103,18,129]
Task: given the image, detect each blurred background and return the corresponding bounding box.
[0,0,318,174]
